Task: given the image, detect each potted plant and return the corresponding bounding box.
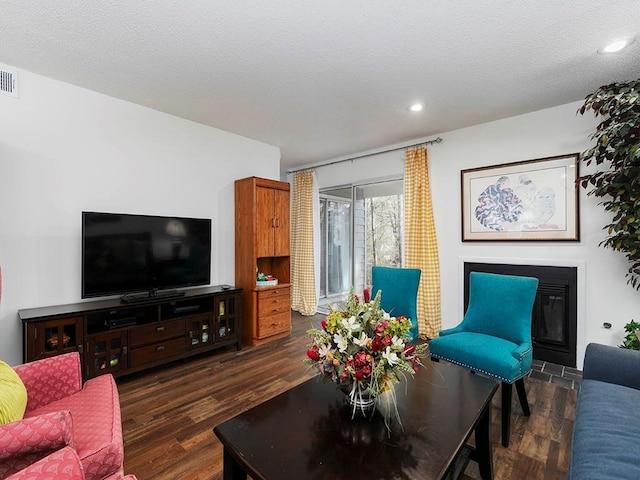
[577,79,640,288]
[620,320,640,350]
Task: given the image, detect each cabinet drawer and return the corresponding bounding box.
[257,311,291,338]
[130,337,185,368]
[130,318,186,347]
[257,288,290,317]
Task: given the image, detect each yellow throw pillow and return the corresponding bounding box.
[0,361,28,425]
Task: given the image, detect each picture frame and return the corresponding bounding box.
[461,153,579,241]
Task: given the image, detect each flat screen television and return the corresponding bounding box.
[82,211,212,301]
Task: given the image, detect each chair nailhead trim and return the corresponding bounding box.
[430,353,527,384]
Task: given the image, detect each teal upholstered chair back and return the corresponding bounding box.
[371,266,421,342]
[461,271,538,346]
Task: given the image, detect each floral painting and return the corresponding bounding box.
[461,154,579,241]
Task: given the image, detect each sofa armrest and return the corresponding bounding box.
[583,343,640,390]
[0,411,74,460]
[5,446,84,480]
[14,353,82,413]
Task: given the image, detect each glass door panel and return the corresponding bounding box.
[356,179,404,287]
[320,187,352,301]
[87,330,127,378]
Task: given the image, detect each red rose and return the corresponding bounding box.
[355,370,364,380]
[363,288,370,303]
[371,339,382,351]
[306,346,320,361]
[354,351,367,366]
[376,321,389,333]
[320,320,327,330]
[382,334,392,346]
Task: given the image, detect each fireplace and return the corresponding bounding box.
[464,262,578,368]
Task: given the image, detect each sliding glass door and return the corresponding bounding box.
[319,178,404,306]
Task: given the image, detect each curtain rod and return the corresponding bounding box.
[286,136,443,174]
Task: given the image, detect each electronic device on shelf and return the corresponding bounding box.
[104,316,138,329]
[81,211,212,301]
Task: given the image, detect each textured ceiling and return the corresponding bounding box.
[1,1,639,170]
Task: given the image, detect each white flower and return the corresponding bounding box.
[391,335,405,349]
[333,332,348,353]
[341,315,361,336]
[353,331,369,347]
[318,343,333,358]
[382,346,399,366]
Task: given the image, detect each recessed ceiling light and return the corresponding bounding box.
[409,103,424,112]
[598,37,635,54]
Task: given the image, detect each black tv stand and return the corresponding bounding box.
[121,289,186,304]
[20,285,243,380]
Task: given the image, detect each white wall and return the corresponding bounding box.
[0,69,280,365]
[314,102,640,369]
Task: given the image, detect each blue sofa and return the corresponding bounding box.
[569,343,640,479]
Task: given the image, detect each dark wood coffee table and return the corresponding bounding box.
[214,360,499,480]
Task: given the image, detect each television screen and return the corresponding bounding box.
[82,212,212,298]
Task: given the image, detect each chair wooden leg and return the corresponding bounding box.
[515,378,530,416]
[501,382,512,448]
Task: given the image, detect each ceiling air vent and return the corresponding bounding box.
[0,65,18,98]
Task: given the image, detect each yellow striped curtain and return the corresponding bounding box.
[404,147,441,338]
[291,170,317,315]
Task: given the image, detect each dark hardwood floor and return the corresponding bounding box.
[117,311,576,479]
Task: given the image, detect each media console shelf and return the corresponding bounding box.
[19,285,242,379]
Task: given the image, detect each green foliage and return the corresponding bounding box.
[620,320,640,350]
[578,79,640,289]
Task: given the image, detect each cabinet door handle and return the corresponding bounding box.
[156,326,165,332]
[156,345,165,352]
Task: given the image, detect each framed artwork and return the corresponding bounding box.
[461,153,579,241]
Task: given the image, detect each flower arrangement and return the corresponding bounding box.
[305,287,428,426]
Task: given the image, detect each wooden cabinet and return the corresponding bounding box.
[186,313,213,351]
[215,294,240,342]
[235,176,291,346]
[256,287,291,339]
[129,317,186,368]
[256,186,290,257]
[20,286,242,379]
[25,316,84,361]
[86,330,128,378]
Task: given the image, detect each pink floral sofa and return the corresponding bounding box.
[0,353,135,480]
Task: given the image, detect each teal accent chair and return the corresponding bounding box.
[429,271,539,447]
[371,266,421,343]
